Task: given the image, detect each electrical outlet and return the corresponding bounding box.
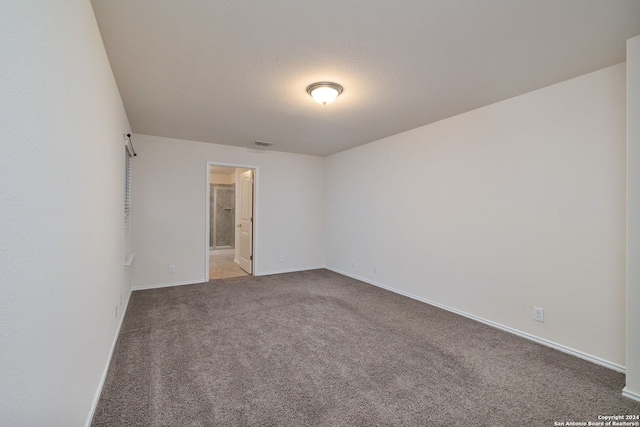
[373,265,378,273]
[169,265,176,274]
[533,307,544,322]
[351,259,356,268]
[279,255,284,263]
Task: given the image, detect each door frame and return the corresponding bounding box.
[205,161,258,279]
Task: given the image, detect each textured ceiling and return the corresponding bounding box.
[91,0,640,156]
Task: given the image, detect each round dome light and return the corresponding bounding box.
[306,82,343,105]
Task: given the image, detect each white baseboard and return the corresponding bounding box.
[132,278,207,291]
[84,290,132,427]
[325,266,626,374]
[211,248,234,255]
[622,387,640,403]
[256,265,324,276]
[129,265,326,290]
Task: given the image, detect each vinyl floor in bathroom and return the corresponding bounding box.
[209,253,249,280]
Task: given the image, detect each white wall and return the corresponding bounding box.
[325,63,627,368]
[625,35,640,401]
[0,1,132,426]
[130,135,325,288]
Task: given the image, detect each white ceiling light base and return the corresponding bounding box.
[306,82,343,105]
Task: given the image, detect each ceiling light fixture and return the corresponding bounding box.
[306,82,343,105]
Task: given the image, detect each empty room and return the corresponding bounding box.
[2,1,640,426]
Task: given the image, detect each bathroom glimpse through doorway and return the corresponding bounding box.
[210,184,235,250]
[206,163,256,281]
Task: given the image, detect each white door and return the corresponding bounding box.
[239,170,253,274]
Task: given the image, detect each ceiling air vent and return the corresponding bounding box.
[254,140,273,148]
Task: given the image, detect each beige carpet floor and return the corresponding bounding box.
[92,269,639,426]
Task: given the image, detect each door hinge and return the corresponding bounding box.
[250,255,253,261]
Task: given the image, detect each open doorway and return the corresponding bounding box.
[207,163,256,281]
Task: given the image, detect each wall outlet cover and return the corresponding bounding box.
[533,307,544,322]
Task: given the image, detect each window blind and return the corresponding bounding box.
[124,146,133,264]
